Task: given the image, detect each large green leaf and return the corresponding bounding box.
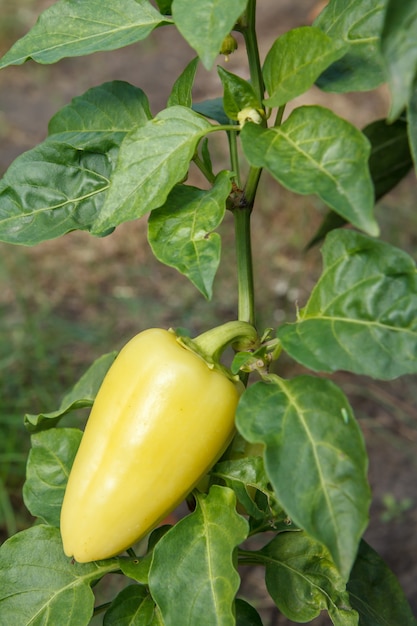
[277,229,417,379]
[241,107,377,236]
[262,26,347,107]
[381,0,417,120]
[92,106,212,233]
[259,532,358,624]
[148,171,232,299]
[236,376,370,580]
[23,428,82,527]
[348,541,417,626]
[24,351,117,432]
[172,0,247,69]
[48,81,152,151]
[0,0,169,68]
[149,485,248,626]
[0,143,113,246]
[0,525,119,625]
[307,117,413,248]
[314,0,386,92]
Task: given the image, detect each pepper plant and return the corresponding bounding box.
[0,0,417,624]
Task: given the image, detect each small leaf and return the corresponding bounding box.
[241,106,377,236]
[314,0,386,93]
[235,598,263,626]
[277,229,417,380]
[23,428,82,527]
[24,351,117,431]
[193,97,230,125]
[92,106,212,233]
[236,376,370,579]
[348,540,417,626]
[149,485,248,626]
[155,0,172,14]
[167,57,199,108]
[148,171,232,298]
[381,1,417,120]
[0,525,119,625]
[263,26,346,107]
[103,584,158,626]
[48,81,152,151]
[217,66,261,120]
[0,143,113,246]
[260,532,358,625]
[172,0,247,69]
[0,0,169,68]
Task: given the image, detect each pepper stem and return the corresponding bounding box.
[183,321,258,365]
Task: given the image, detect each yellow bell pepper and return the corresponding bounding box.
[60,324,256,562]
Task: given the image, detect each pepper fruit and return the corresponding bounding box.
[60,322,257,562]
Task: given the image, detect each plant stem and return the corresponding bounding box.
[233,204,255,325]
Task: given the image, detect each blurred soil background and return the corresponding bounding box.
[0,1,416,624]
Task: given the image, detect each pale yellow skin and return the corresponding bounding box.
[60,329,240,562]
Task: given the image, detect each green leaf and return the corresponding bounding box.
[149,485,248,626]
[0,143,113,246]
[0,0,169,68]
[172,0,247,69]
[24,351,117,431]
[92,106,212,233]
[381,1,417,120]
[314,0,386,92]
[193,97,230,125]
[212,456,275,521]
[155,0,172,15]
[262,26,347,107]
[236,376,370,579]
[235,598,263,626]
[23,428,82,527]
[241,106,378,236]
[148,171,232,299]
[48,81,152,151]
[348,541,417,626]
[167,57,199,108]
[0,525,119,625]
[259,532,358,625]
[277,229,417,379]
[119,526,172,585]
[217,66,261,120]
[103,584,159,626]
[307,116,413,248]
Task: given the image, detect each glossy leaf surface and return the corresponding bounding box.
[236,375,370,579]
[167,57,199,108]
[48,81,152,151]
[0,143,113,245]
[149,486,248,626]
[218,66,261,120]
[381,0,417,120]
[241,106,377,236]
[260,532,358,624]
[314,0,386,92]
[92,106,212,233]
[0,0,168,68]
[278,230,417,379]
[172,0,247,69]
[148,171,231,298]
[24,351,117,431]
[0,525,119,625]
[23,428,82,527]
[263,26,346,107]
